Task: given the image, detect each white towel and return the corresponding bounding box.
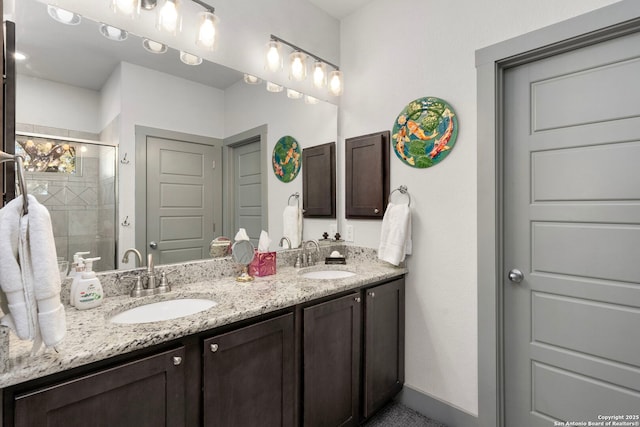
[282,206,302,249]
[378,202,412,266]
[0,195,66,353]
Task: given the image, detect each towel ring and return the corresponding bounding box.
[390,185,411,207]
[288,192,300,208]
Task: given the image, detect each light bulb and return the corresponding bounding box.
[265,40,282,72]
[328,70,343,96]
[289,51,307,81]
[313,61,327,88]
[196,11,218,50]
[112,0,140,17]
[157,0,181,34]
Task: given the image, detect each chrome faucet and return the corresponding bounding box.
[302,240,320,267]
[279,236,292,249]
[119,252,170,297]
[121,248,143,267]
[146,253,157,291]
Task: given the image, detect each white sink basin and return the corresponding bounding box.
[109,298,217,324]
[300,270,356,280]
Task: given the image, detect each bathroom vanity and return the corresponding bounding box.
[0,254,404,426]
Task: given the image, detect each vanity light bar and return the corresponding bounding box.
[269,35,339,71]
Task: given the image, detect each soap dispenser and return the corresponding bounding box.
[68,251,90,279]
[74,257,103,310]
[69,256,86,307]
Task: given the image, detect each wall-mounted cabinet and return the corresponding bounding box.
[303,142,336,218]
[345,131,390,219]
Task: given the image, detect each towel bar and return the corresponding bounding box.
[0,150,29,215]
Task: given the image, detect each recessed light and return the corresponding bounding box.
[243,74,262,85]
[180,51,202,66]
[287,89,303,99]
[100,24,128,41]
[266,82,283,93]
[142,38,167,54]
[47,5,81,25]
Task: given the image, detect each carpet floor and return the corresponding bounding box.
[363,401,448,427]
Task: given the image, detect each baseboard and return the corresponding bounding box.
[397,385,479,427]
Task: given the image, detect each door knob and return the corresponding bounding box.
[149,241,158,249]
[173,356,182,366]
[374,208,380,214]
[508,269,524,283]
[210,343,219,353]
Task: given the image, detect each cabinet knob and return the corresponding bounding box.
[354,297,361,303]
[368,291,375,298]
[210,343,219,353]
[173,356,182,366]
[374,208,380,214]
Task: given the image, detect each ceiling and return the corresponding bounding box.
[308,0,374,19]
[14,0,372,92]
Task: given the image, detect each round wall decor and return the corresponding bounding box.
[272,135,301,182]
[391,97,459,168]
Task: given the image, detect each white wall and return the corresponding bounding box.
[339,0,622,416]
[16,74,100,133]
[225,81,338,246]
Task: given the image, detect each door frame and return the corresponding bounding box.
[134,125,222,261]
[476,2,640,427]
[222,124,268,238]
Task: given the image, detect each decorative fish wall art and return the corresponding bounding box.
[272,135,302,182]
[392,97,459,168]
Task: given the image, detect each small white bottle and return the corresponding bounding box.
[69,257,86,307]
[74,257,103,310]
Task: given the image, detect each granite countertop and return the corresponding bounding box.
[0,259,405,389]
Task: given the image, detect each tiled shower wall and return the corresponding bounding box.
[17,123,117,272]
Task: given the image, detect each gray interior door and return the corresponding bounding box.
[233,139,262,245]
[503,31,640,425]
[146,135,221,265]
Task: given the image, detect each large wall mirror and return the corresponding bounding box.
[14,0,338,272]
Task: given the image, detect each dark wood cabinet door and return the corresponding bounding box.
[303,142,336,218]
[13,346,186,427]
[303,293,361,427]
[203,313,295,427]
[345,131,390,219]
[363,278,405,418]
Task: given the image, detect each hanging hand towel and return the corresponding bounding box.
[0,195,66,353]
[0,197,37,341]
[282,206,302,249]
[377,202,412,266]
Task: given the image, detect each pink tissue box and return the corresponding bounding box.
[249,251,276,277]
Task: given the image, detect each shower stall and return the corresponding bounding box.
[16,132,117,272]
